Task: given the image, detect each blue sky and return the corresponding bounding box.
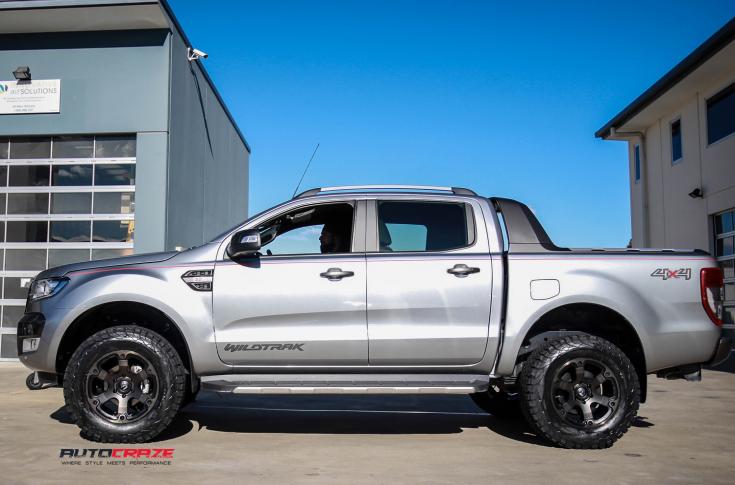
[169,0,735,248]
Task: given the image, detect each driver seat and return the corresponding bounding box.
[378,221,392,251]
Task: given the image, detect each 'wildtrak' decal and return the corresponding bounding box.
[224,343,305,352]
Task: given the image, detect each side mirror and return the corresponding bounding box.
[227,229,261,259]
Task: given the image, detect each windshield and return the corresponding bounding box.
[209,201,290,243]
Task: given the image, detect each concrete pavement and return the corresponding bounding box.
[1,361,734,484]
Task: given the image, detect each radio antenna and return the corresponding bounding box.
[292,143,320,198]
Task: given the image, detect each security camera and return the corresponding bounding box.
[187,48,208,61]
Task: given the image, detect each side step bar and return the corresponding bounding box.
[201,374,490,395]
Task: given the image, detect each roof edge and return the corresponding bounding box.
[596,16,735,139]
[158,0,251,153]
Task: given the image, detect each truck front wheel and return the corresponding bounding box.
[63,325,186,443]
[519,334,640,449]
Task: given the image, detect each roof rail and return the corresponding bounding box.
[293,185,477,199]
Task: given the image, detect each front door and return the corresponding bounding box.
[213,201,367,365]
[366,199,493,365]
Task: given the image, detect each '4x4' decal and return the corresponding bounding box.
[651,268,691,280]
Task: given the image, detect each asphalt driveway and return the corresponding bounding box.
[1,361,734,484]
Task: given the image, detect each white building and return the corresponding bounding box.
[597,17,735,329]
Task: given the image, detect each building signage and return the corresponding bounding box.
[0,79,60,114]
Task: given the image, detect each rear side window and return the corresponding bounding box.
[377,201,473,252]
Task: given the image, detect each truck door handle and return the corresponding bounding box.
[447,264,480,277]
[320,268,355,281]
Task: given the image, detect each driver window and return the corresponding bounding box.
[256,202,354,256]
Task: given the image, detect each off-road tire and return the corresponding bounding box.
[519,334,640,449]
[470,385,521,418]
[63,325,186,443]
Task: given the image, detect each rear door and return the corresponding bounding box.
[366,198,493,365]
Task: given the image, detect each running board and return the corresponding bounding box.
[201,374,489,395]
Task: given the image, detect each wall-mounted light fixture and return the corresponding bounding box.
[688,188,703,199]
[12,66,31,81]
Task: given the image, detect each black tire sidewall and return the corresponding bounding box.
[521,335,640,448]
[540,347,632,437]
[64,326,185,442]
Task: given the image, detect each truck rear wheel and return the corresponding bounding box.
[519,334,640,449]
[63,325,186,443]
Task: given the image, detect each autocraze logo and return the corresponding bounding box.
[224,343,305,352]
[59,448,174,466]
[651,268,692,280]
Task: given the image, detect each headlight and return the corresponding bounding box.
[28,277,69,301]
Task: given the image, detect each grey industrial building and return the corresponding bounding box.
[0,0,251,359]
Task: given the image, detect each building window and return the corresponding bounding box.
[9,165,50,186]
[52,136,94,159]
[715,209,735,329]
[95,164,135,185]
[52,165,93,186]
[671,119,682,163]
[0,134,136,360]
[634,144,641,183]
[707,83,735,145]
[8,137,51,159]
[7,193,49,214]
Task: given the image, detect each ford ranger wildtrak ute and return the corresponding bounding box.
[17,185,732,448]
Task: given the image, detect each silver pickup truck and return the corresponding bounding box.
[17,185,732,448]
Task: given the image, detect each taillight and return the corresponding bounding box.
[701,267,724,327]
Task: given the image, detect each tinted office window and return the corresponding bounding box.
[7,193,49,214]
[671,119,682,163]
[3,277,32,300]
[93,220,134,242]
[49,249,90,267]
[1,334,18,358]
[52,136,94,158]
[0,139,8,159]
[95,135,136,158]
[707,83,735,145]
[9,137,51,159]
[377,201,471,252]
[6,221,47,242]
[0,194,5,214]
[634,144,641,182]
[715,211,733,234]
[5,249,46,270]
[52,165,93,186]
[50,221,91,243]
[9,165,50,186]
[0,165,6,186]
[51,193,92,214]
[95,164,135,185]
[93,192,135,214]
[2,307,23,328]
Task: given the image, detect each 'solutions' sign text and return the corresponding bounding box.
[0,79,60,114]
